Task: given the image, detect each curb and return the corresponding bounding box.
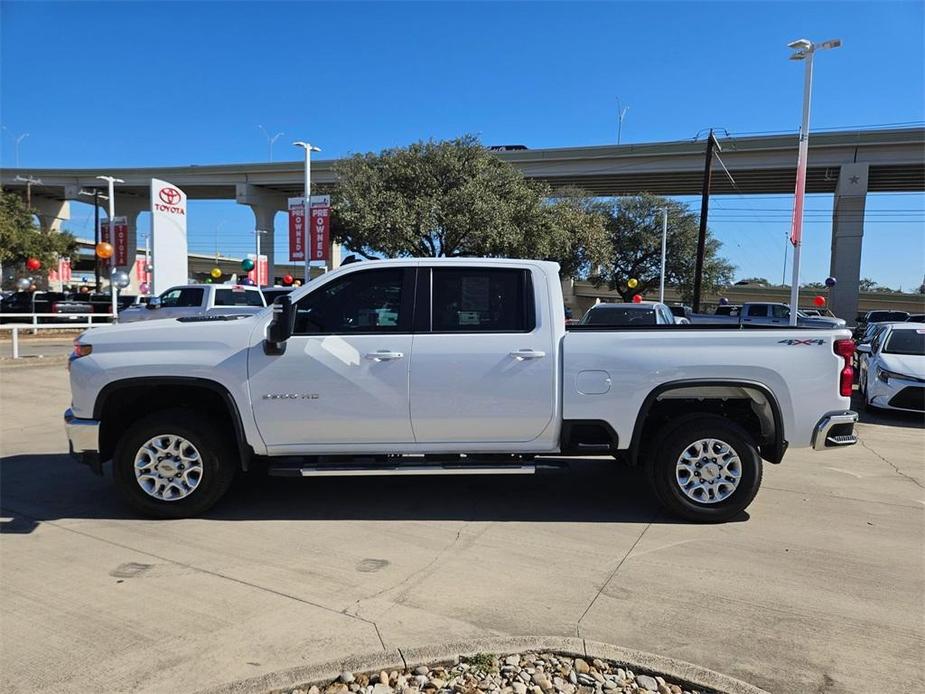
[194,636,770,694]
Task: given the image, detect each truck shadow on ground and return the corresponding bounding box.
[0,454,745,533]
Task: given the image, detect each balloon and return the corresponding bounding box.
[825,277,837,288]
[282,274,294,286]
[112,270,130,289]
[241,258,255,272]
[25,258,41,271]
[814,295,826,307]
[210,267,222,279]
[632,294,643,304]
[139,282,150,294]
[205,278,213,283]
[241,278,255,286]
[15,278,31,290]
[81,276,89,283]
[293,279,302,287]
[145,264,153,273]
[719,297,729,306]
[96,242,113,259]
[627,278,638,289]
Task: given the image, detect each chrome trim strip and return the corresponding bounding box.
[811,410,858,451]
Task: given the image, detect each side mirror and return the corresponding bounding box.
[856,343,871,354]
[265,295,295,355]
[146,297,162,310]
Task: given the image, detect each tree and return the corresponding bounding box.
[590,193,735,302]
[0,189,77,283]
[331,135,606,274]
[858,277,878,292]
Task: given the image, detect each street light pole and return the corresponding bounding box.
[258,125,284,162]
[14,175,41,208]
[786,37,841,325]
[616,98,629,145]
[3,128,29,168]
[96,175,125,320]
[294,140,321,283]
[78,188,108,290]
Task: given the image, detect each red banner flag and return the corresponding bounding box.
[310,204,330,262]
[288,197,305,262]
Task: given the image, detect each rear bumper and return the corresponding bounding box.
[811,410,859,451]
[64,408,102,473]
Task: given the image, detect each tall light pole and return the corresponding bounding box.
[294,140,321,282]
[786,37,841,325]
[2,127,29,168]
[96,175,125,320]
[616,98,629,145]
[258,125,284,162]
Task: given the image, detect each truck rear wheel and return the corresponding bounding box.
[647,416,762,523]
[113,408,236,519]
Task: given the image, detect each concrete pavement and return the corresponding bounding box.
[1,362,923,694]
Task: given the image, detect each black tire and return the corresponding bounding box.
[113,408,237,519]
[647,415,763,523]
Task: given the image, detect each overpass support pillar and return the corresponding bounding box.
[236,184,287,280]
[828,163,869,323]
[32,198,70,233]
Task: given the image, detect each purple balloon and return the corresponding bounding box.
[825,277,837,288]
[719,297,729,306]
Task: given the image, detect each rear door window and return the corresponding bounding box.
[213,288,264,307]
[431,268,533,332]
[160,288,204,308]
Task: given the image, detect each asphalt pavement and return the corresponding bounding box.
[1,362,922,694]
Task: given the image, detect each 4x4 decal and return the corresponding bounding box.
[778,338,825,346]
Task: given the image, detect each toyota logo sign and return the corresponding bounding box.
[159,187,182,205]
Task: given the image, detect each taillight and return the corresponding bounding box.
[834,339,855,397]
[51,302,59,312]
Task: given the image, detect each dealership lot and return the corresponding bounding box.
[1,362,922,694]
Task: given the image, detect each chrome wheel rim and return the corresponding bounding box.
[134,434,204,501]
[675,438,742,504]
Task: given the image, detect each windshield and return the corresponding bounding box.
[582,306,656,326]
[884,329,925,356]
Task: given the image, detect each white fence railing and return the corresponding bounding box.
[0,313,115,359]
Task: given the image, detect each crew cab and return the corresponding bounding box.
[118,284,266,323]
[64,259,858,522]
[691,302,846,329]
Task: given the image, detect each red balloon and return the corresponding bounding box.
[632,294,643,304]
[25,258,41,271]
[814,295,826,307]
[282,274,294,286]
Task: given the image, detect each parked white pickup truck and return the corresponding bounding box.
[65,259,858,522]
[689,302,846,329]
[118,284,266,323]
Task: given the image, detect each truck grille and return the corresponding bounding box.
[888,387,925,412]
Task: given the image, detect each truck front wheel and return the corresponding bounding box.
[648,416,763,523]
[113,408,236,519]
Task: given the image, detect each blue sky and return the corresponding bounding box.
[2,1,923,289]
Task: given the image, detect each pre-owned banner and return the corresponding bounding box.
[288,197,305,262]
[310,196,331,262]
[150,179,188,294]
[246,254,269,287]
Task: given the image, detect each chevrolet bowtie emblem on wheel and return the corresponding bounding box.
[262,393,319,400]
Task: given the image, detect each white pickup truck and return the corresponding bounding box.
[118,284,266,323]
[65,258,859,522]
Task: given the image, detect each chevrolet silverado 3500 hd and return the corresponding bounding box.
[65,259,858,522]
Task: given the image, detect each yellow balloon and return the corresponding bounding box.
[627,278,638,289]
[210,267,222,279]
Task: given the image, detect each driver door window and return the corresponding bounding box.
[293,268,411,334]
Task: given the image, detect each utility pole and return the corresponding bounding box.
[692,130,719,313]
[14,175,41,208]
[78,188,108,290]
[659,207,668,303]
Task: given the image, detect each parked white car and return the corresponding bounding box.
[65,258,858,522]
[581,301,688,325]
[118,284,266,323]
[857,323,925,412]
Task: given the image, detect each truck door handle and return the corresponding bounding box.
[510,349,546,360]
[364,350,404,361]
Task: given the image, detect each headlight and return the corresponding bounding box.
[877,367,906,384]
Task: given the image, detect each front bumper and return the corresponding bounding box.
[811,410,859,451]
[64,408,102,473]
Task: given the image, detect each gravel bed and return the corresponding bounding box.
[280,652,715,694]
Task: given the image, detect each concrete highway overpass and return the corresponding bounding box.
[3,127,924,319]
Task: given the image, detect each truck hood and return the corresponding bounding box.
[879,353,925,380]
[77,314,263,350]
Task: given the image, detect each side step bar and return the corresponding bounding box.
[267,461,567,478]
